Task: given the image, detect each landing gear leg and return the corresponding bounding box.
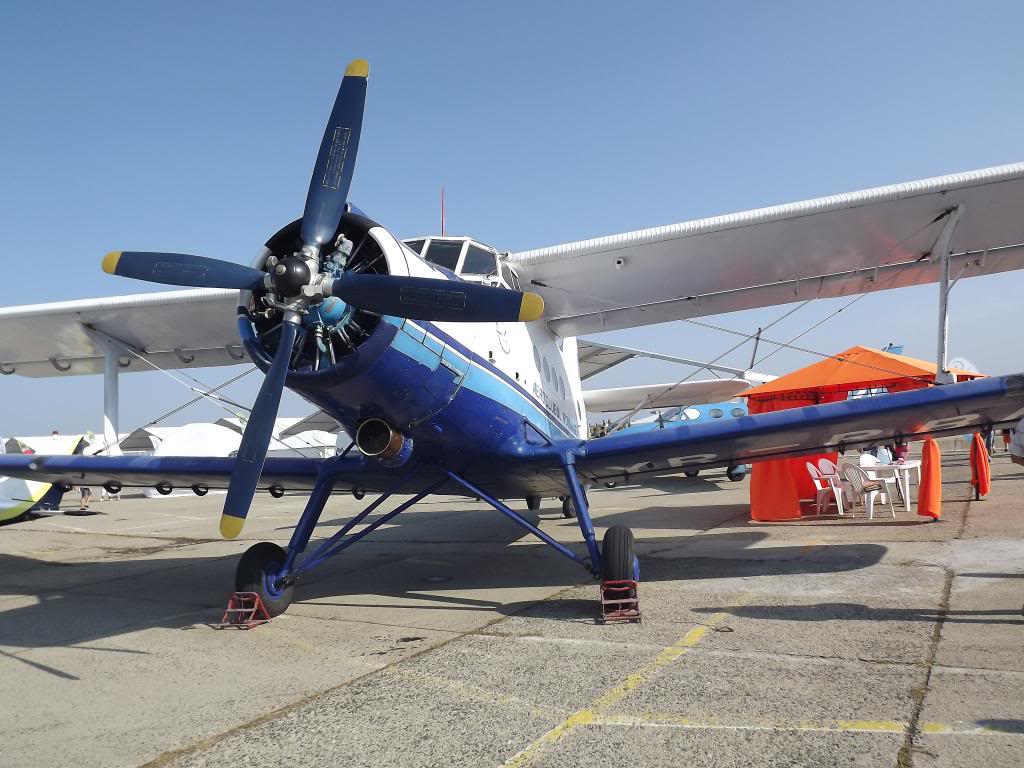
[561,456,602,578]
[235,470,334,617]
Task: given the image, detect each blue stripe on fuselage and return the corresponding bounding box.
[384,319,575,439]
[420,321,577,439]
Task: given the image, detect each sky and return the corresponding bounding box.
[2,1,1023,436]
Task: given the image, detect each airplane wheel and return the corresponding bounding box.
[526,494,541,511]
[604,481,617,488]
[561,497,576,519]
[601,525,639,581]
[235,542,294,617]
[727,465,746,482]
[684,469,699,478]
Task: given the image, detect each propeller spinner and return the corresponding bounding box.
[100,59,545,540]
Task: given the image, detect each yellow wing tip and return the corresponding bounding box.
[345,59,369,78]
[102,251,122,274]
[219,514,245,540]
[518,292,545,322]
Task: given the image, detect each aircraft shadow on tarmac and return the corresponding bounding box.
[692,600,1024,626]
[0,500,893,657]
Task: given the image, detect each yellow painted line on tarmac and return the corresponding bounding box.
[500,602,742,768]
[585,713,1024,737]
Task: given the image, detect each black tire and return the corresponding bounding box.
[526,494,541,511]
[561,497,576,519]
[726,465,746,482]
[601,525,637,582]
[235,542,294,617]
[684,469,699,478]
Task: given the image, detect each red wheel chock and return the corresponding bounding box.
[599,579,641,623]
[214,591,272,629]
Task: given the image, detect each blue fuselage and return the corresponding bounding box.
[240,313,578,480]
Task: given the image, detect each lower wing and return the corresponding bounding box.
[0,454,397,495]
[571,374,1024,482]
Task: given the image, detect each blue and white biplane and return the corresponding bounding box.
[2,60,1024,616]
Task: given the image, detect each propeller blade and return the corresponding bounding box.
[301,59,369,249]
[327,274,545,323]
[220,321,299,539]
[103,251,266,291]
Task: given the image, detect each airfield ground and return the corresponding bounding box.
[1,451,1022,768]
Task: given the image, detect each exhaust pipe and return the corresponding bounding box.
[355,418,413,466]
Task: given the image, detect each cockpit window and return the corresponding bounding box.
[404,239,425,255]
[462,245,498,276]
[500,263,521,290]
[423,240,463,271]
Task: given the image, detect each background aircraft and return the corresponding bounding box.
[2,60,1023,617]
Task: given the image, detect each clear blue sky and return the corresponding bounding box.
[2,1,1023,435]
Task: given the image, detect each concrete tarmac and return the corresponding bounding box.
[1,455,1022,767]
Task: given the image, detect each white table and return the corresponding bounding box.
[869,460,922,512]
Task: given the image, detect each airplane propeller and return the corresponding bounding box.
[100,58,545,539]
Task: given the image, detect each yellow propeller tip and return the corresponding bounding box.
[345,59,369,78]
[518,292,545,322]
[102,251,122,274]
[219,514,245,540]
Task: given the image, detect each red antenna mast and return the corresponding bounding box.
[440,184,446,236]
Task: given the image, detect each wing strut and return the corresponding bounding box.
[932,204,964,384]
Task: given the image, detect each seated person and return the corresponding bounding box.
[863,445,892,464]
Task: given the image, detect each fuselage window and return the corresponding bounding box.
[730,407,745,417]
[710,408,724,419]
[462,245,498,276]
[423,240,463,271]
[405,239,426,255]
[533,345,541,372]
[542,357,550,382]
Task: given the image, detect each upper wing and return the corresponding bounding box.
[583,380,752,413]
[0,288,241,377]
[512,163,1024,336]
[571,374,1024,483]
[279,410,345,438]
[576,338,775,383]
[0,453,397,493]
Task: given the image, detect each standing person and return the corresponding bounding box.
[982,425,995,458]
[78,486,92,512]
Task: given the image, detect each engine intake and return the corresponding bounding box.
[356,418,413,466]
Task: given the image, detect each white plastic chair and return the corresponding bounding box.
[858,453,898,504]
[806,462,845,516]
[843,464,895,519]
[817,458,853,505]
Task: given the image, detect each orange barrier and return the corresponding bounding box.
[969,433,991,498]
[917,438,942,519]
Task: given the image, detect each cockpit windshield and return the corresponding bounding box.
[461,245,497,276]
[422,240,463,271]
[403,237,518,289]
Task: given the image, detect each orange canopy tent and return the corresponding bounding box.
[743,346,979,521]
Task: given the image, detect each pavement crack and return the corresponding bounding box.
[896,567,953,768]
